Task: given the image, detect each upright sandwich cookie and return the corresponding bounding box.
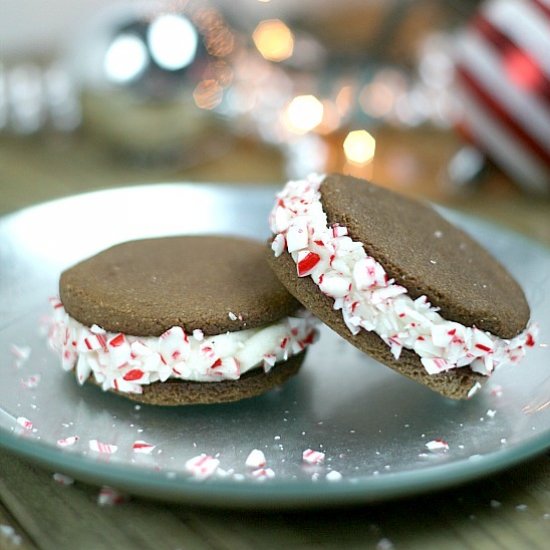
[50,236,317,405]
[268,174,537,399]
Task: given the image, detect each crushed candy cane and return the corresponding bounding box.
[251,467,275,480]
[425,439,450,452]
[97,486,128,506]
[48,299,317,394]
[53,473,74,485]
[20,374,41,389]
[57,436,79,447]
[326,470,343,482]
[185,454,220,480]
[269,174,537,378]
[302,448,325,465]
[89,439,118,454]
[132,440,155,454]
[16,417,33,430]
[245,449,267,469]
[10,344,31,366]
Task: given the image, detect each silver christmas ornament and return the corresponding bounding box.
[67,1,234,158]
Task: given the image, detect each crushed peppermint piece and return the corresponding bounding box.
[132,440,155,454]
[89,439,118,454]
[228,312,238,321]
[302,448,325,465]
[185,454,220,480]
[425,439,449,452]
[20,374,41,389]
[516,504,528,512]
[326,470,342,482]
[0,524,22,546]
[192,329,204,341]
[97,486,128,506]
[251,467,275,480]
[16,417,33,430]
[468,382,482,398]
[10,344,31,365]
[486,409,497,418]
[245,449,266,469]
[53,473,74,485]
[376,538,395,550]
[57,436,79,447]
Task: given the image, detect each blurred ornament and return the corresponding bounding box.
[452,0,550,194]
[0,61,80,134]
[68,1,235,159]
[446,145,487,190]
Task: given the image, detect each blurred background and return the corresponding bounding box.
[1,0,549,242]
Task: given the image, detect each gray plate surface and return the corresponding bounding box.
[0,183,549,508]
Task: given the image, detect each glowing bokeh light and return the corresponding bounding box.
[252,19,294,62]
[193,79,223,110]
[359,82,396,118]
[283,95,324,134]
[148,14,198,71]
[104,34,148,83]
[343,130,376,165]
[316,100,341,135]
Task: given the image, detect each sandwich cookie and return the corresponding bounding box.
[267,173,537,399]
[50,236,317,405]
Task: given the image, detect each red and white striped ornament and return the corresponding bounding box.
[453,0,550,193]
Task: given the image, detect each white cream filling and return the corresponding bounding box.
[49,298,317,394]
[269,174,536,378]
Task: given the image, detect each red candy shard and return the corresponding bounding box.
[475,343,492,353]
[211,358,222,369]
[526,333,535,347]
[123,369,143,381]
[297,252,320,276]
[109,333,125,347]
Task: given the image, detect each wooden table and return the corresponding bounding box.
[1,128,549,549]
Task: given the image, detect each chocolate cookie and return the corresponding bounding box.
[51,236,318,405]
[268,174,536,399]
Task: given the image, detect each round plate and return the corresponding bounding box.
[0,183,549,508]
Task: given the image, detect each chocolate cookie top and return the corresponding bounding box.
[60,236,300,336]
[321,174,529,338]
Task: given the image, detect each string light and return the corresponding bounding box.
[343,130,376,165]
[283,95,324,134]
[252,20,294,62]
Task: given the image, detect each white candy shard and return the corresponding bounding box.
[57,436,79,447]
[425,439,449,452]
[245,449,267,469]
[326,470,343,482]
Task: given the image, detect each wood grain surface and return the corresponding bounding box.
[0,128,549,549]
